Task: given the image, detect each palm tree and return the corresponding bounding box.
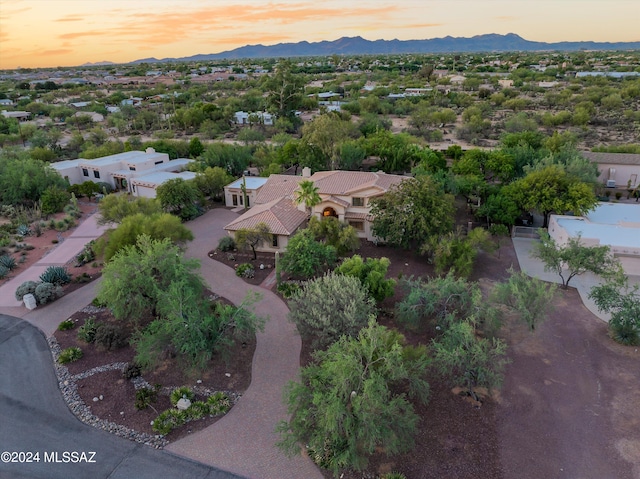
[293,180,321,215]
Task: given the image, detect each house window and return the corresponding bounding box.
[93,170,100,179]
[129,166,136,171]
[246,196,250,207]
[352,197,364,207]
[232,194,238,206]
[348,221,364,231]
[272,235,278,247]
[239,195,243,205]
[154,160,163,165]
[82,168,88,177]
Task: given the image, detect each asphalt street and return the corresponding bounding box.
[0,314,246,479]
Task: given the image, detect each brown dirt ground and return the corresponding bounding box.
[34,201,640,479]
[53,297,255,443]
[0,199,102,287]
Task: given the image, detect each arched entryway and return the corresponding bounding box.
[322,207,338,218]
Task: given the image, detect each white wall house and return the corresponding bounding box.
[50,148,195,198]
[234,111,274,126]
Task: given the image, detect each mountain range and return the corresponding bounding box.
[129,33,640,64]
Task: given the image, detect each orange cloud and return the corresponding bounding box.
[41,49,73,56]
[109,3,400,46]
[55,15,85,22]
[214,33,293,46]
[59,31,109,40]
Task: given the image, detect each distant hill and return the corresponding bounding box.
[129,33,640,63]
[81,61,116,67]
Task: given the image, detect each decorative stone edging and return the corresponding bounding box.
[47,336,240,449]
[48,336,168,448]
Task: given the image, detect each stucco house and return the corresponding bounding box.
[50,148,195,198]
[581,151,640,191]
[549,203,640,275]
[224,176,269,208]
[223,168,409,252]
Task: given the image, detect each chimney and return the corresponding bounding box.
[302,167,311,178]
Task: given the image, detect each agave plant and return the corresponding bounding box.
[0,254,17,270]
[0,265,9,279]
[39,266,72,285]
[16,224,31,237]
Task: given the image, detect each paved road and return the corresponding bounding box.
[0,314,245,479]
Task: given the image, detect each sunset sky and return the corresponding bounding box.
[1,0,639,69]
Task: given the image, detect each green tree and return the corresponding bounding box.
[293,179,321,215]
[277,320,430,475]
[492,268,557,331]
[280,229,337,279]
[133,285,264,371]
[589,282,640,346]
[40,186,70,215]
[97,235,202,324]
[97,195,162,225]
[193,166,234,201]
[100,213,193,261]
[0,153,67,206]
[301,113,360,170]
[335,255,395,302]
[533,230,623,289]
[188,137,204,158]
[395,274,490,331]
[264,59,305,119]
[288,272,376,349]
[234,222,272,260]
[370,175,454,250]
[156,178,201,221]
[504,165,597,227]
[307,216,359,256]
[432,319,509,401]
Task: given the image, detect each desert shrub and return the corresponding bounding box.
[75,241,96,266]
[277,281,301,298]
[152,408,186,435]
[39,266,72,285]
[380,473,407,479]
[122,362,142,379]
[217,236,236,252]
[77,316,98,343]
[207,391,232,415]
[135,385,160,410]
[15,280,39,301]
[57,319,75,331]
[288,272,376,349]
[0,265,8,279]
[94,323,128,351]
[58,347,83,364]
[609,321,640,346]
[170,386,195,406]
[34,282,63,305]
[235,263,255,278]
[91,296,107,308]
[185,401,210,420]
[0,254,17,270]
[335,255,395,302]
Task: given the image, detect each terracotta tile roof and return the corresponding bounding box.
[224,197,308,236]
[309,170,407,196]
[254,175,304,204]
[582,152,640,166]
[323,195,350,207]
[344,212,368,220]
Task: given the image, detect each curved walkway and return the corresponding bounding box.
[165,209,322,479]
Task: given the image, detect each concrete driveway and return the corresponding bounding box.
[0,314,245,479]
